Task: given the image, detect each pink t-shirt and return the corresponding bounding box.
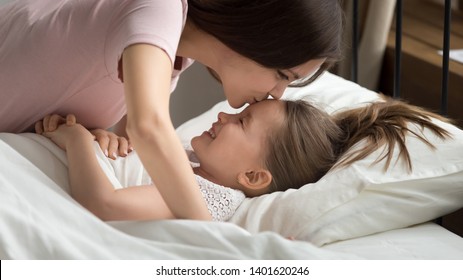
[0,0,193,132]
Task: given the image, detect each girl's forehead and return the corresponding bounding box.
[249,99,282,111]
[245,100,285,123]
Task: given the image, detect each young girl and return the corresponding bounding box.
[1,0,343,221]
[36,97,452,222]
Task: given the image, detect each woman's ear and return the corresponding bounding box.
[237,169,272,196]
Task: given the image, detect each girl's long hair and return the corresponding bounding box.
[332,96,451,171]
[265,97,452,193]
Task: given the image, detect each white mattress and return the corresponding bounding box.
[324,222,463,259]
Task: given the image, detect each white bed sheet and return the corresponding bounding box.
[1,132,462,259]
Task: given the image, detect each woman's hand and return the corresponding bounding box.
[90,129,133,160]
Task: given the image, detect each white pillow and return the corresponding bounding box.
[176,72,463,246]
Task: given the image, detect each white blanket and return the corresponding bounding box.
[0,133,360,259]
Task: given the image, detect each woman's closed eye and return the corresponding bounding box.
[277,70,289,81]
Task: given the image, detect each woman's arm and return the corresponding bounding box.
[122,44,212,220]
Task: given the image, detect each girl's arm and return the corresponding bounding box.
[41,121,174,221]
[121,44,212,220]
[65,127,174,221]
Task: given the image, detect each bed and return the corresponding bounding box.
[1,70,462,260]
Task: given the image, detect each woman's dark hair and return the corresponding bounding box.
[188,0,344,86]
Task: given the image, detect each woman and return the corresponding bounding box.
[1,0,343,220]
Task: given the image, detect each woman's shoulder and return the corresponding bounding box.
[104,0,189,74]
[116,0,187,21]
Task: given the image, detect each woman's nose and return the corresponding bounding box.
[271,83,286,100]
[255,93,270,103]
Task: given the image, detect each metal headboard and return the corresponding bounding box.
[351,0,452,116]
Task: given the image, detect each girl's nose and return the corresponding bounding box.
[218,112,239,124]
[217,112,228,123]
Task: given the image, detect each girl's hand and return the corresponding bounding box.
[35,114,94,150]
[90,129,133,160]
[35,114,76,134]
